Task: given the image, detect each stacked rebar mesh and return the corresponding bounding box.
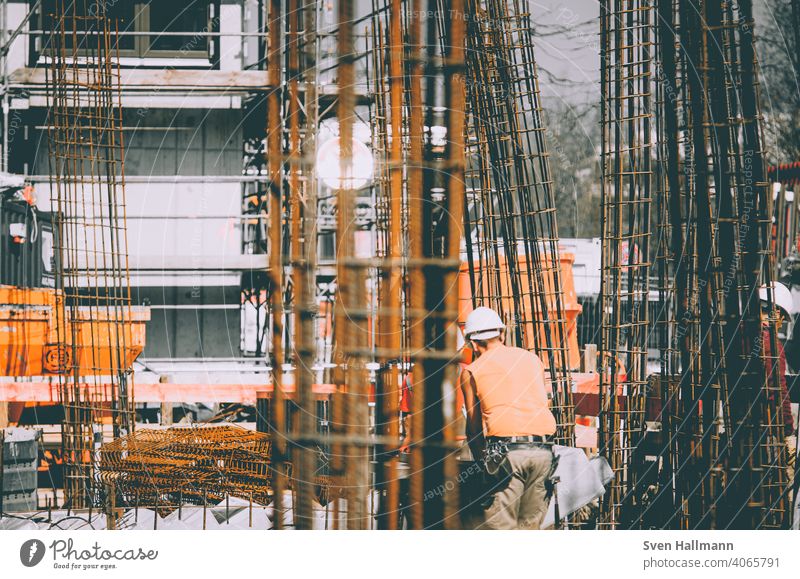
[98,425,274,508]
[46,0,134,509]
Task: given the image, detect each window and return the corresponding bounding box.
[318,232,336,264]
[145,3,211,54]
[37,1,216,61]
[39,0,136,51]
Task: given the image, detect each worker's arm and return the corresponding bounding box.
[460,368,484,461]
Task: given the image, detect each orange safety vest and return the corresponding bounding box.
[466,345,556,437]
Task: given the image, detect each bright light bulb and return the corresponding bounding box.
[316,137,374,190]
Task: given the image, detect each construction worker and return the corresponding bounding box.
[759,283,797,473]
[459,306,557,530]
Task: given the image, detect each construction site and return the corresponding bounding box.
[0,0,798,532]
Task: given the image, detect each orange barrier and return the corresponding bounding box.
[0,285,149,376]
[70,307,149,374]
[458,252,583,368]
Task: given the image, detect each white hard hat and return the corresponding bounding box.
[759,282,794,317]
[464,307,505,341]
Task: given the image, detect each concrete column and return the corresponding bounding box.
[6,2,29,74]
[219,2,243,71]
[582,343,598,373]
[159,375,173,426]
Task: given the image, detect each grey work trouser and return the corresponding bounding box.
[479,447,554,530]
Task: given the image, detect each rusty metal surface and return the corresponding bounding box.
[99,425,275,508]
[46,2,135,509]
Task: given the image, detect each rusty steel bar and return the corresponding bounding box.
[647,0,682,531]
[288,0,317,531]
[406,0,427,530]
[384,0,403,531]
[440,0,466,529]
[370,0,403,530]
[266,0,286,529]
[332,0,372,530]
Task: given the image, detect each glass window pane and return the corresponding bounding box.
[146,1,210,54]
[41,0,136,52]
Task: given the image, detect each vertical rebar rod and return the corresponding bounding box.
[406,0,427,530]
[289,0,316,531]
[266,0,286,529]
[440,0,466,529]
[598,0,654,528]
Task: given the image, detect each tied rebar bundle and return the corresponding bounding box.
[599,0,792,529]
[46,1,135,510]
[461,0,575,444]
[598,0,654,529]
[255,0,466,530]
[365,0,466,529]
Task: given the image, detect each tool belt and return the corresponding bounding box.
[482,435,553,473]
[486,434,552,446]
[484,436,553,460]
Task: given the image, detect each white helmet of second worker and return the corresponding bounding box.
[464,307,505,341]
[759,282,794,318]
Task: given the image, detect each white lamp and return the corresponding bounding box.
[316,137,374,190]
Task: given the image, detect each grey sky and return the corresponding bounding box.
[532,0,600,107]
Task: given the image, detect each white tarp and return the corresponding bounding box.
[543,446,613,528]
